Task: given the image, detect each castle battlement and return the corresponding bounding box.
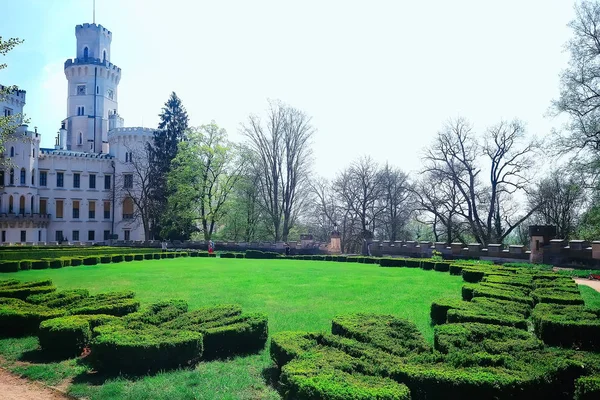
[109,127,155,135]
[76,23,112,37]
[40,148,114,159]
[64,58,121,72]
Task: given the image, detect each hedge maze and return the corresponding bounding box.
[0,278,268,374]
[271,257,600,400]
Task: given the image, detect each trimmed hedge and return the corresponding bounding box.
[71,258,83,266]
[483,274,534,289]
[0,261,20,273]
[532,288,584,306]
[532,303,600,350]
[245,250,279,259]
[220,252,236,258]
[111,255,124,263]
[91,323,203,373]
[433,262,450,272]
[0,280,56,300]
[19,260,32,270]
[124,299,188,325]
[27,289,90,308]
[434,322,543,354]
[67,291,139,317]
[446,307,528,330]
[82,256,100,266]
[162,304,268,358]
[134,254,144,261]
[421,261,435,270]
[0,298,65,336]
[124,255,134,262]
[430,298,467,325]
[575,376,600,400]
[31,260,50,270]
[153,253,162,260]
[405,259,421,268]
[45,258,63,269]
[449,264,465,275]
[379,258,406,268]
[331,313,429,356]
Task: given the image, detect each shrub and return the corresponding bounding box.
[0,261,20,273]
[0,298,65,336]
[179,252,189,257]
[133,254,144,261]
[31,260,50,270]
[0,280,56,300]
[434,262,450,272]
[197,252,208,257]
[462,268,485,283]
[347,256,361,263]
[61,258,72,267]
[189,251,199,257]
[532,288,584,305]
[19,260,32,271]
[379,258,406,268]
[45,259,63,269]
[245,250,279,259]
[100,256,112,264]
[337,256,347,262]
[220,252,236,258]
[405,259,421,268]
[27,289,90,308]
[67,292,139,317]
[363,257,377,264]
[464,283,534,306]
[482,275,534,289]
[235,253,245,259]
[167,253,176,259]
[162,305,268,358]
[449,264,464,275]
[0,279,20,287]
[270,331,319,368]
[325,255,333,261]
[421,261,435,270]
[575,375,600,400]
[153,253,162,260]
[91,324,203,373]
[144,253,154,260]
[71,258,83,266]
[39,315,92,357]
[430,298,468,325]
[331,313,429,356]
[208,253,216,258]
[532,303,600,350]
[124,299,189,325]
[83,256,100,266]
[124,255,134,262]
[434,322,543,354]
[470,297,532,318]
[446,308,528,330]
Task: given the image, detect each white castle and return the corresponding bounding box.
[0,22,152,244]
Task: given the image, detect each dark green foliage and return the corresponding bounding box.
[19,260,32,270]
[270,331,320,367]
[124,255,134,261]
[91,323,203,373]
[0,298,65,336]
[162,304,268,358]
[62,258,72,267]
[0,261,20,272]
[325,255,333,261]
[134,254,144,261]
[463,283,534,306]
[470,297,532,318]
[0,280,56,300]
[331,313,429,356]
[532,288,584,305]
[346,256,360,263]
[31,260,50,270]
[220,252,236,258]
[124,299,188,325]
[71,258,83,266]
[575,375,600,400]
[483,274,534,289]
[189,251,199,257]
[363,257,377,264]
[434,262,450,272]
[144,253,154,260]
[0,247,156,261]
[336,256,347,262]
[38,315,92,357]
[82,256,99,266]
[421,261,434,270]
[532,303,600,350]
[27,289,90,308]
[235,253,245,259]
[45,259,63,269]
[67,291,139,317]
[0,279,20,287]
[379,258,406,268]
[405,259,421,268]
[434,323,544,354]
[446,308,528,330]
[160,252,168,258]
[100,256,112,264]
[245,250,279,259]
[462,268,485,283]
[111,255,124,263]
[430,298,468,325]
[449,264,464,275]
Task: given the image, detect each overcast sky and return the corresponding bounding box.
[2,0,575,178]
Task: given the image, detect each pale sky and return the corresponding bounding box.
[1,0,575,179]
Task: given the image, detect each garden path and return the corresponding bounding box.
[574,278,600,292]
[0,367,71,400]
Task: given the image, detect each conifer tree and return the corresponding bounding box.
[148,92,189,239]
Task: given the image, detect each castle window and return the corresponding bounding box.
[57,172,64,188]
[3,108,12,117]
[19,196,25,215]
[20,169,25,185]
[89,201,96,219]
[122,197,134,219]
[39,171,47,187]
[77,107,85,116]
[72,200,80,219]
[20,231,26,243]
[39,199,47,215]
[83,47,89,59]
[88,230,95,241]
[9,168,14,185]
[31,169,35,185]
[104,175,111,190]
[56,200,63,218]
[107,89,114,100]
[8,196,13,214]
[72,230,79,241]
[77,85,86,96]
[10,147,14,157]
[73,173,80,188]
[89,174,96,189]
[103,50,107,62]
[0,171,4,186]
[124,174,133,189]
[78,132,83,144]
[103,201,110,219]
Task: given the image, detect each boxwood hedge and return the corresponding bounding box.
[0,298,65,336]
[575,375,600,400]
[532,303,600,350]
[27,289,90,308]
[0,280,55,300]
[0,261,20,273]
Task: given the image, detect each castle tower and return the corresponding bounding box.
[63,23,121,154]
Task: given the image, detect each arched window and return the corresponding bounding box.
[122,197,134,220]
[103,50,107,62]
[32,149,35,158]
[31,169,35,185]
[83,47,89,59]
[78,132,83,145]
[10,147,14,157]
[20,168,26,185]
[9,168,14,185]
[9,196,13,213]
[19,196,25,215]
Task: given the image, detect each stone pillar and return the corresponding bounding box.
[451,243,464,256]
[467,243,481,257]
[529,225,557,264]
[487,244,503,257]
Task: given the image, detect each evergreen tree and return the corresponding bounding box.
[148,92,189,239]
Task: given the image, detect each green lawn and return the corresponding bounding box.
[0,258,464,400]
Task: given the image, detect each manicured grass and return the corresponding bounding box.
[0,258,464,399]
[580,284,600,309]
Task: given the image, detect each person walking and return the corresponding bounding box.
[208,240,215,255]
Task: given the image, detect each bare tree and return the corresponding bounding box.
[422,118,537,244]
[241,100,314,241]
[378,163,413,242]
[116,144,154,240]
[528,171,586,240]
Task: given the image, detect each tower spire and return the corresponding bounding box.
[93,0,96,24]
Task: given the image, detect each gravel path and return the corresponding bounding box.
[0,368,71,400]
[574,278,600,292]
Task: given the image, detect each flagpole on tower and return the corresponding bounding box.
[93,0,96,24]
